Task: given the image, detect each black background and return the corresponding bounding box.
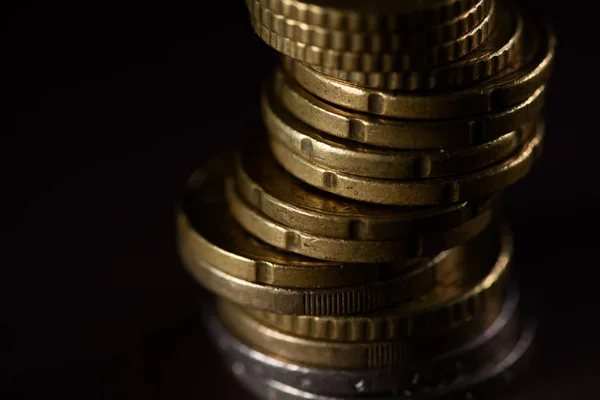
[2,1,599,398]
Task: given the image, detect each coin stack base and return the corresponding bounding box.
[176,0,554,398]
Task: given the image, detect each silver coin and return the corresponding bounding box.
[205,282,524,396]
[229,318,535,400]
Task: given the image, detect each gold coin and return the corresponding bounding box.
[282,20,555,118]
[270,120,544,206]
[177,157,451,315]
[248,0,493,53]
[246,221,511,342]
[222,281,523,384]
[182,243,452,315]
[273,68,546,150]
[236,130,496,241]
[253,0,483,33]
[309,6,523,91]
[218,226,515,369]
[263,79,537,179]
[226,176,493,262]
[249,4,495,72]
[179,161,409,289]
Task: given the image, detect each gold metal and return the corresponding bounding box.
[270,120,544,206]
[177,158,462,314]
[282,21,555,118]
[181,242,452,315]
[220,289,522,373]
[309,7,523,91]
[250,6,495,72]
[178,166,411,289]
[245,222,511,342]
[273,68,546,150]
[236,131,497,241]
[263,81,537,179]
[226,176,493,262]
[218,225,513,369]
[177,0,554,394]
[252,0,483,33]
[248,0,494,53]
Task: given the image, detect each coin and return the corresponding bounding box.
[263,80,537,179]
[208,281,524,394]
[234,310,532,397]
[308,6,523,91]
[249,0,492,52]
[178,156,469,315]
[246,221,511,342]
[236,131,496,241]
[217,230,517,369]
[273,68,546,150]
[282,19,555,119]
[250,5,495,72]
[270,120,544,206]
[180,163,423,289]
[182,243,459,315]
[253,0,483,33]
[422,319,536,399]
[227,175,493,262]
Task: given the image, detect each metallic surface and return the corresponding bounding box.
[217,281,521,369]
[180,248,445,315]
[282,21,555,118]
[177,160,465,314]
[308,7,523,90]
[250,8,495,72]
[207,282,526,394]
[245,221,512,341]
[248,0,492,52]
[273,69,545,150]
[235,133,496,240]
[178,163,441,289]
[235,318,534,400]
[178,1,555,398]
[227,175,494,261]
[263,83,536,179]
[251,0,483,32]
[270,120,544,205]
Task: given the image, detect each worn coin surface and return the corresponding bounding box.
[263,82,536,179]
[273,69,546,150]
[207,282,525,395]
[227,175,493,262]
[236,132,496,241]
[282,20,555,118]
[245,221,511,342]
[177,158,448,315]
[233,313,534,398]
[179,162,434,289]
[270,120,544,206]
[218,236,518,369]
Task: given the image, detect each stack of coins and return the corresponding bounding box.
[176,0,555,398]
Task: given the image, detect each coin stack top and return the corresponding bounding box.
[177,0,555,398]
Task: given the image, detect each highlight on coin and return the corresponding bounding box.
[175,1,556,398]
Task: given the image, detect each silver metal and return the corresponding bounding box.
[232,318,536,400]
[205,282,525,396]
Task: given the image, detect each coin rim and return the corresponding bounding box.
[281,20,555,118]
[274,68,546,150]
[263,82,536,179]
[249,5,496,72]
[269,120,544,206]
[245,220,512,341]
